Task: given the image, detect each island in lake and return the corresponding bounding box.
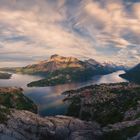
[0,72,11,79]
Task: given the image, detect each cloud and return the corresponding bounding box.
[0,0,140,67]
[132,3,140,19]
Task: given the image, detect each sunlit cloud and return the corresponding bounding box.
[0,0,140,67]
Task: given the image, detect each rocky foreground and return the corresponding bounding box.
[1,108,140,140]
[0,109,102,140]
[1,84,140,139]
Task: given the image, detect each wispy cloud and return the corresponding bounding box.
[0,0,140,67]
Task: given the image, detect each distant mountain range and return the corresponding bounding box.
[0,54,127,86]
[120,63,140,83]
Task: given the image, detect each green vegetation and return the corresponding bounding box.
[66,97,81,117]
[27,67,99,87]
[0,107,10,123]
[64,83,140,126]
[103,125,140,140]
[0,87,37,123]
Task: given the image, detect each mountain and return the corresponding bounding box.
[120,63,140,83]
[1,54,89,75]
[25,55,117,87]
[22,54,86,74]
[1,54,126,86]
[1,54,123,75]
[102,62,128,72]
[86,59,128,72]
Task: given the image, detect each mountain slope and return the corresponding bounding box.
[120,63,140,83]
[25,55,115,87]
[1,54,122,75]
[63,82,140,125]
[1,54,126,86]
[17,54,87,75]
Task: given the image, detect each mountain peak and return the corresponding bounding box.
[50,54,59,59]
[86,59,101,66]
[26,55,84,73]
[48,54,79,63]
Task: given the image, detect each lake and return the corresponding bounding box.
[0,70,128,116]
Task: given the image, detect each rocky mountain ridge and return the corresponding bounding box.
[0,54,126,75]
[22,54,126,87]
[24,54,85,73]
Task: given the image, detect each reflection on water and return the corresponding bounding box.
[0,70,127,116]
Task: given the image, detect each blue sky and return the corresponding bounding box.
[0,0,140,67]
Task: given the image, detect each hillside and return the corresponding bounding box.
[0,72,11,79]
[63,83,140,126]
[1,55,124,76]
[1,54,87,75]
[0,87,37,114]
[0,84,140,139]
[120,63,140,83]
[1,55,126,87]
[24,55,122,87]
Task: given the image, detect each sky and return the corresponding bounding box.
[0,0,140,67]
